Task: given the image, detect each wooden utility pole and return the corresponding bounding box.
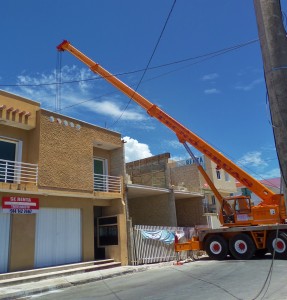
[254,0,287,202]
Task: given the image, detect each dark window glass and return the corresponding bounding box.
[0,140,16,183]
[99,225,118,246]
[98,216,117,226]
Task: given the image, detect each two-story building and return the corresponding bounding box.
[0,90,128,273]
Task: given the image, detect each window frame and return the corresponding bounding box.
[97,215,118,247]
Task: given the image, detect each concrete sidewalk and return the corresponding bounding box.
[0,263,173,300]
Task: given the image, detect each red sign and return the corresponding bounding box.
[2,197,39,214]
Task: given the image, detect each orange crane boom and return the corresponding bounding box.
[57,40,285,217]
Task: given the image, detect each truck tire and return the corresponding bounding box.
[205,235,228,260]
[229,233,255,260]
[267,231,287,259]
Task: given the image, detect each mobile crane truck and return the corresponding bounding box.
[57,40,287,260]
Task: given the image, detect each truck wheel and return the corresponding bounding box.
[229,233,255,260]
[205,235,228,260]
[267,231,287,259]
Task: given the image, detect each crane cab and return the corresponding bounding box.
[220,195,281,226]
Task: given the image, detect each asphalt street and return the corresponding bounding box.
[27,256,287,300]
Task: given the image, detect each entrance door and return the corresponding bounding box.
[94,158,107,192]
[0,140,17,183]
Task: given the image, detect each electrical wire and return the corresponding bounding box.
[171,266,241,300]
[250,226,279,300]
[55,51,62,111]
[109,0,177,128]
[263,71,287,190]
[141,40,258,84]
[0,39,258,88]
[51,39,258,117]
[279,0,287,34]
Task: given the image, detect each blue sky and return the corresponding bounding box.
[0,1,283,181]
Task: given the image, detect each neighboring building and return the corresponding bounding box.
[0,90,128,273]
[125,153,237,227]
[236,177,281,204]
[202,158,237,213]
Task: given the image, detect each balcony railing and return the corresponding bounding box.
[0,159,38,185]
[94,174,122,193]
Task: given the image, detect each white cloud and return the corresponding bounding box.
[235,78,263,91]
[237,151,268,167]
[84,99,145,121]
[166,140,182,149]
[202,73,219,81]
[170,155,187,162]
[7,66,146,121]
[258,168,280,179]
[204,88,220,94]
[123,136,153,162]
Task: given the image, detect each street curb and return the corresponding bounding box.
[0,266,156,300]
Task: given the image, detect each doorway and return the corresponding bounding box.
[93,206,105,260]
[93,158,107,192]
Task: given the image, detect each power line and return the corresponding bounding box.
[109,0,177,128]
[0,38,258,88]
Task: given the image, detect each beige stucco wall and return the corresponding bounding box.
[1,193,127,272]
[204,159,237,193]
[2,194,96,272]
[9,213,36,272]
[0,91,40,129]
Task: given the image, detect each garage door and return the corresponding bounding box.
[34,208,82,268]
[0,208,10,273]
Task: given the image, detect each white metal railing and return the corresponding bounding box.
[94,173,122,193]
[0,159,38,185]
[130,225,195,265]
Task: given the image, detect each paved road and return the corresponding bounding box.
[29,256,287,300]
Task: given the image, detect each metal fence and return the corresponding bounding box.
[94,174,122,193]
[0,159,38,185]
[130,225,195,265]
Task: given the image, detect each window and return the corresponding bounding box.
[211,195,216,205]
[216,170,221,180]
[225,172,230,181]
[241,188,251,197]
[0,138,21,183]
[98,216,118,246]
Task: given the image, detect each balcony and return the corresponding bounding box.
[94,174,122,194]
[0,159,38,189]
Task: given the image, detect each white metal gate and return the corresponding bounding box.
[130,225,195,265]
[0,208,10,273]
[35,208,82,268]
